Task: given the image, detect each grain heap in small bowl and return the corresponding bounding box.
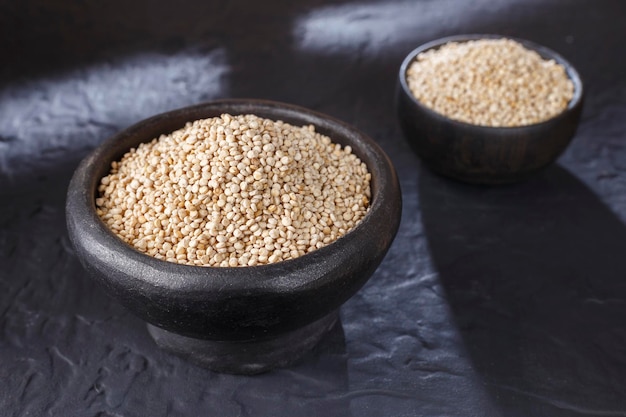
[95,113,371,267]
[405,38,575,127]
[396,35,584,184]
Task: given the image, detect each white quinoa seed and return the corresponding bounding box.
[406,38,575,127]
[96,113,372,267]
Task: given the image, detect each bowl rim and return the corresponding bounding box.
[398,33,584,131]
[66,98,401,294]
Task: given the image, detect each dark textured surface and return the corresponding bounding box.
[1,0,625,416]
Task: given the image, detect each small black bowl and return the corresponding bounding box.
[397,34,584,184]
[66,99,401,374]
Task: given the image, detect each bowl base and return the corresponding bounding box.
[147,311,339,375]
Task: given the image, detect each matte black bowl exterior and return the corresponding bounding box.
[397,34,584,184]
[66,99,401,373]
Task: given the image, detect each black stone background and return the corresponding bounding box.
[1,0,626,416]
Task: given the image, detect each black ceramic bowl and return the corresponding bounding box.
[66,99,401,374]
[397,34,584,184]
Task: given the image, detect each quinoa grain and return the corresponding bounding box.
[406,38,575,127]
[96,114,371,266]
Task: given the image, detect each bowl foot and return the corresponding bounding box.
[147,311,339,375]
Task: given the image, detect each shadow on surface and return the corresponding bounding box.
[0,0,377,85]
[419,165,626,416]
[155,320,354,417]
[247,320,352,417]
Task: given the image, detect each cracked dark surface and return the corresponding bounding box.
[1,0,626,416]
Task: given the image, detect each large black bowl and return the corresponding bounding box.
[66,99,401,374]
[397,34,584,184]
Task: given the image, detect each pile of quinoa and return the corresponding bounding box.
[406,38,575,127]
[96,113,371,267]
